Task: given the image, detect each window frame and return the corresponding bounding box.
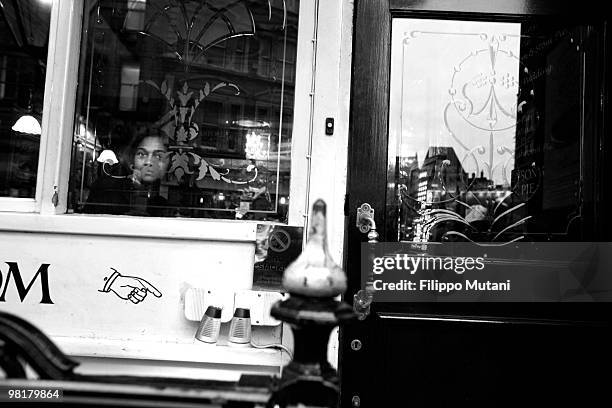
[0,0,318,240]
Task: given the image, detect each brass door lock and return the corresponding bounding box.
[356,203,379,243]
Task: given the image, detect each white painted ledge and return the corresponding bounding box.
[0,197,38,213]
[54,336,286,368]
[69,357,251,381]
[0,213,258,242]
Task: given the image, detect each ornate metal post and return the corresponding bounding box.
[268,199,356,408]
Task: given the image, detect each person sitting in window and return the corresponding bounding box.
[83,134,172,217]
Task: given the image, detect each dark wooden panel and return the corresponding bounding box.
[390,0,610,17]
[345,0,391,294]
[602,21,612,239]
[371,317,611,407]
[341,1,392,407]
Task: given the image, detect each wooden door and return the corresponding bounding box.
[341,1,612,407]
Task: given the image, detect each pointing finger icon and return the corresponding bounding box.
[137,278,162,298]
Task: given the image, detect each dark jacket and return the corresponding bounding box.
[83,176,171,217]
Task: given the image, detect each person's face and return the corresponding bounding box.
[133,136,168,184]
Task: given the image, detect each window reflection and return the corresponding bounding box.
[69,0,298,221]
[0,0,51,198]
[389,19,583,243]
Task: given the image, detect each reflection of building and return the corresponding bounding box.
[399,146,466,241]
[397,154,418,200]
[465,171,512,208]
[398,146,512,242]
[399,147,467,205]
[421,146,466,204]
[401,147,467,208]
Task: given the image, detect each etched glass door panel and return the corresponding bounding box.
[388,19,586,243]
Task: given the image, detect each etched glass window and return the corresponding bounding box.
[0,0,51,198]
[389,19,587,243]
[68,0,299,222]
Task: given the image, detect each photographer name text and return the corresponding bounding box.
[372,279,511,293]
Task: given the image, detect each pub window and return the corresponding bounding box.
[0,0,51,199]
[68,0,300,222]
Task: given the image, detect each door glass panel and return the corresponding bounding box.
[388,18,585,243]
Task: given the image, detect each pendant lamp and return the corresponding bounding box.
[12,114,42,135]
[12,89,41,135]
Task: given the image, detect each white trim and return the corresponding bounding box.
[0,198,38,213]
[287,0,317,226]
[32,0,62,212]
[40,0,84,215]
[312,0,354,372]
[0,0,59,212]
[54,336,285,368]
[318,0,353,264]
[0,213,257,242]
[70,358,259,381]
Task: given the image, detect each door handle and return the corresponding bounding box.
[353,288,374,321]
[356,203,379,243]
[354,203,379,319]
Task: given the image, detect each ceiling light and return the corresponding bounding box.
[12,115,42,135]
[234,119,270,128]
[97,149,119,165]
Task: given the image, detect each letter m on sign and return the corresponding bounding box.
[0,263,53,304]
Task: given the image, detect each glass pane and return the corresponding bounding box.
[388,18,587,243]
[68,0,299,221]
[0,0,51,198]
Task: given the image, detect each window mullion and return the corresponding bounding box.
[39,0,85,215]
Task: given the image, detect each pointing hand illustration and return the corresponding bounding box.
[100,268,162,304]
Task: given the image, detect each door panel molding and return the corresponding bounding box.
[379,312,608,327]
[389,0,605,17]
